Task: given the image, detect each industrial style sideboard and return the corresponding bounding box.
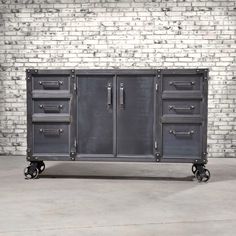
[25,69,210,182]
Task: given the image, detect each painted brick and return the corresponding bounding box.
[0,0,235,158]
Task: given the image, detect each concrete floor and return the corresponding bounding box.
[0,156,236,236]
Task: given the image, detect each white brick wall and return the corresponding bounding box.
[0,0,235,157]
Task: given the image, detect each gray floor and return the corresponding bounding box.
[0,156,236,236]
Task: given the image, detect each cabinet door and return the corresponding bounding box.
[117,75,155,156]
[77,75,114,155]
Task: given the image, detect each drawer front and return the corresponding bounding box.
[163,100,201,115]
[33,75,69,90]
[33,100,70,114]
[162,124,201,158]
[33,123,69,154]
[163,75,201,92]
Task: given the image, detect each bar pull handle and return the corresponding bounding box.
[169,130,194,137]
[107,83,112,106]
[39,81,63,89]
[120,83,124,107]
[39,104,63,113]
[169,105,195,113]
[39,128,63,136]
[169,81,195,89]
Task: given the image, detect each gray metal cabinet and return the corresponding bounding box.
[25,69,210,182]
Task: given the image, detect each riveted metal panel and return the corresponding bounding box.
[158,69,208,162]
[27,70,73,160]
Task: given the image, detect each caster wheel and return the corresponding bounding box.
[195,170,202,182]
[37,162,45,174]
[24,166,39,179]
[192,165,197,174]
[195,169,210,182]
[202,169,210,182]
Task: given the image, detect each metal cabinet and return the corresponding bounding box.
[25,69,210,182]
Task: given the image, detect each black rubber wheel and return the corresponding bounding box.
[195,170,203,182]
[192,165,197,174]
[24,166,39,179]
[37,162,45,174]
[202,169,210,182]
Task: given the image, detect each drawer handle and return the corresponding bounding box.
[169,130,194,136]
[169,105,195,112]
[39,128,63,136]
[39,81,63,89]
[39,104,63,113]
[169,81,195,89]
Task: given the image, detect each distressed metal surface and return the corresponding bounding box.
[117,75,155,155]
[162,100,201,115]
[33,100,70,114]
[162,74,202,92]
[33,75,70,90]
[33,123,70,154]
[27,69,208,164]
[77,75,114,155]
[159,69,208,162]
[28,70,72,159]
[32,114,70,123]
[162,123,202,158]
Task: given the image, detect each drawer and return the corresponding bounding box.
[162,124,201,158]
[162,100,201,115]
[33,123,69,154]
[33,75,69,90]
[162,75,201,92]
[33,100,70,114]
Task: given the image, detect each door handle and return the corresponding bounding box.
[107,83,112,106]
[120,83,124,107]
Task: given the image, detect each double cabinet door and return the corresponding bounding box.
[77,74,155,157]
